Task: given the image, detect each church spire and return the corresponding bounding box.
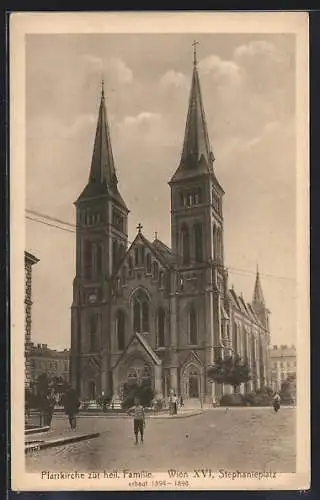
[76,81,128,210]
[88,79,117,188]
[253,266,265,307]
[180,42,214,169]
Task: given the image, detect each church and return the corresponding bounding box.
[70,47,271,405]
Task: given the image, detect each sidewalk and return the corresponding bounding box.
[51,409,203,419]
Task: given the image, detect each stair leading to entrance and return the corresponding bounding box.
[183,398,202,410]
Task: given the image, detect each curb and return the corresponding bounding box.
[25,432,100,453]
[25,426,50,435]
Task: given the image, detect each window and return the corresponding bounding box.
[96,243,102,275]
[157,307,165,347]
[112,209,124,232]
[133,290,150,333]
[116,310,125,350]
[212,225,217,260]
[84,240,92,279]
[159,271,165,288]
[188,304,198,345]
[112,240,118,272]
[89,313,98,352]
[152,261,159,280]
[140,246,145,264]
[193,223,203,262]
[135,248,139,266]
[128,256,133,276]
[181,224,190,265]
[146,254,152,273]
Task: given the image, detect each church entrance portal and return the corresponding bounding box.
[188,370,200,398]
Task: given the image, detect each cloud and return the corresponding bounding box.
[82,54,133,85]
[109,57,133,84]
[120,112,162,128]
[199,55,242,87]
[234,40,286,64]
[159,70,189,90]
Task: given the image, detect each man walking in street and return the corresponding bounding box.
[63,388,80,429]
[128,398,145,445]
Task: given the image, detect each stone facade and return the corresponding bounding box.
[29,343,70,385]
[70,53,271,403]
[25,251,39,388]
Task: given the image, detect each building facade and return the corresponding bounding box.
[270,344,296,392]
[25,251,39,388]
[70,49,271,403]
[29,343,70,385]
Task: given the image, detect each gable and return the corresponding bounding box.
[113,332,162,369]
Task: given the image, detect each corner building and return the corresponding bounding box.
[70,51,271,404]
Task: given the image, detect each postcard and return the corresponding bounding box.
[10,11,309,491]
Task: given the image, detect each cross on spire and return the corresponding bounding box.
[137,223,143,233]
[192,40,200,66]
[155,231,158,240]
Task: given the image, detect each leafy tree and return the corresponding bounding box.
[207,354,251,394]
[280,373,296,403]
[122,379,154,409]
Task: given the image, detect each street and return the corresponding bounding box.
[26,407,296,474]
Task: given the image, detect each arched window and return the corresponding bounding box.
[146,254,152,273]
[233,323,238,352]
[216,228,222,262]
[89,313,98,352]
[96,243,102,275]
[159,271,165,288]
[212,225,217,260]
[153,261,159,280]
[188,304,198,345]
[135,248,139,266]
[142,301,149,332]
[128,256,133,276]
[157,307,165,347]
[112,240,118,272]
[181,224,190,265]
[84,240,92,280]
[133,290,150,333]
[140,246,145,265]
[194,223,203,262]
[116,310,125,351]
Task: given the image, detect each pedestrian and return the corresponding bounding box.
[180,395,184,408]
[127,398,146,445]
[63,388,80,429]
[272,392,281,413]
[173,394,178,415]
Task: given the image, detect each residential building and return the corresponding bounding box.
[29,343,70,385]
[270,344,296,392]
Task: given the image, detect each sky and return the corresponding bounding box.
[25,33,297,350]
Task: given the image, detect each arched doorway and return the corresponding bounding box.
[88,380,96,400]
[188,370,200,398]
[183,364,201,399]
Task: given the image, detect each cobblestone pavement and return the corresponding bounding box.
[26,407,296,474]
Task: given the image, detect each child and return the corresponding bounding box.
[128,398,145,444]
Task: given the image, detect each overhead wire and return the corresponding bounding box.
[25,209,295,282]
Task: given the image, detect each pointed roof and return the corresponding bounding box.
[253,267,265,307]
[113,332,162,369]
[170,45,216,184]
[76,82,128,210]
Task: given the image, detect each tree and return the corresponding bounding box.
[280,373,296,403]
[207,354,251,394]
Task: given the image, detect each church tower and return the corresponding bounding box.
[169,44,227,402]
[169,43,225,272]
[70,82,129,397]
